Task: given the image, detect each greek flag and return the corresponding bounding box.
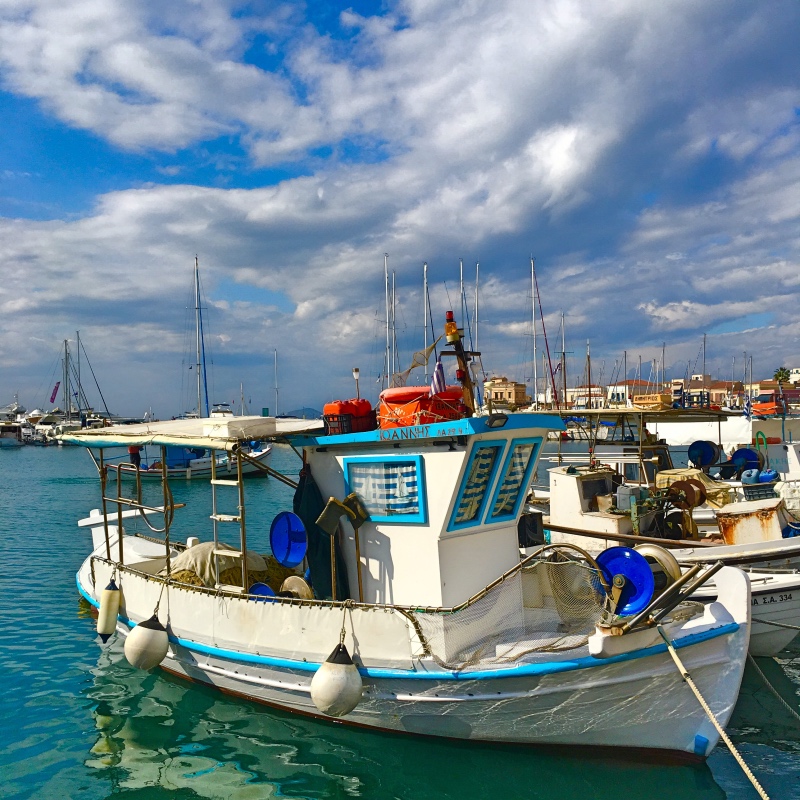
[430,358,446,396]
[743,396,752,420]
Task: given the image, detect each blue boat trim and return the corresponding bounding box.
[294,412,566,447]
[77,573,739,681]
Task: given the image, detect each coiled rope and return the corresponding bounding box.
[746,653,800,725]
[656,625,770,800]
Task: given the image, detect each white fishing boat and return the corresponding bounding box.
[530,461,800,656]
[104,437,273,481]
[691,567,800,657]
[65,409,751,762]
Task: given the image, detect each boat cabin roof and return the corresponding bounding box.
[57,415,324,450]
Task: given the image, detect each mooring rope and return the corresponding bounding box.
[756,618,800,632]
[656,625,770,800]
[747,653,800,725]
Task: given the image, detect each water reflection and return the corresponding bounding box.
[84,645,729,800]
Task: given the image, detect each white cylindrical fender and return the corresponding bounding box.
[97,579,121,643]
[310,643,363,717]
[124,615,169,670]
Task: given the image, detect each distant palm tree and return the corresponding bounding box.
[774,367,791,383]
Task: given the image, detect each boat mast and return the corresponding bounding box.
[76,330,81,416]
[561,311,567,408]
[702,332,707,406]
[586,339,592,410]
[274,349,279,417]
[63,339,70,423]
[384,254,390,389]
[392,270,398,376]
[474,262,479,353]
[531,257,538,409]
[459,258,464,335]
[423,262,428,383]
[194,256,203,417]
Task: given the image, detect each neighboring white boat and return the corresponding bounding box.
[0,422,24,447]
[692,567,800,657]
[64,411,751,762]
[104,436,273,481]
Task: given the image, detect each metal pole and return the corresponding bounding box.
[423,262,428,383]
[195,256,202,417]
[531,257,538,409]
[76,330,81,418]
[384,253,390,390]
[237,450,247,590]
[274,349,279,417]
[475,262,479,352]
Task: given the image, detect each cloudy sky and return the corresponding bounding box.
[1,0,799,417]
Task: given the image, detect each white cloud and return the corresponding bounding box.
[1,0,800,412]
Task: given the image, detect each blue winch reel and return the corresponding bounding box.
[270,511,308,568]
[595,546,655,617]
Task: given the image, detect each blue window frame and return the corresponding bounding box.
[343,455,427,524]
[486,437,541,523]
[448,441,505,531]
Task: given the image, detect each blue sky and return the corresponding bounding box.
[1,0,799,417]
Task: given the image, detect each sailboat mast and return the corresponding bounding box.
[586,340,592,409]
[561,311,567,407]
[63,339,70,423]
[531,258,538,409]
[423,262,428,382]
[383,254,390,390]
[274,349,279,417]
[474,262,479,352]
[194,256,202,417]
[76,330,81,415]
[392,270,397,375]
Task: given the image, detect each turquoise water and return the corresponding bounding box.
[1,444,799,799]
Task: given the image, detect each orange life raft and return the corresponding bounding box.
[378,386,465,429]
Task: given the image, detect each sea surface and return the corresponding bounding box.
[1,442,799,799]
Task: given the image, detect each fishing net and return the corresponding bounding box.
[410,550,607,671]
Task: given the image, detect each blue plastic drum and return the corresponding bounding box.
[270,511,308,568]
[249,582,276,601]
[595,547,655,617]
[687,440,720,467]
[741,469,761,484]
[758,469,779,483]
[731,447,762,472]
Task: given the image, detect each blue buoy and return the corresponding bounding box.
[596,547,655,617]
[270,511,308,568]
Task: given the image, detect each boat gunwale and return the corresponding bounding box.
[77,567,742,682]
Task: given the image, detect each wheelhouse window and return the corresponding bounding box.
[449,442,504,530]
[344,456,426,524]
[488,439,540,521]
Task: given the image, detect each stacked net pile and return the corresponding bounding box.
[410,551,607,671]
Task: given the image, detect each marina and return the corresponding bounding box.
[2,1,800,797]
[2,440,800,798]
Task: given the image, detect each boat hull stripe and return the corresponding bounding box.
[77,573,739,681]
